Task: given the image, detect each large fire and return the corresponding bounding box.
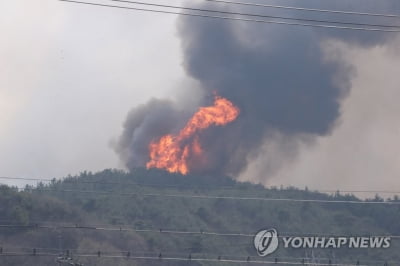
[146,95,240,174]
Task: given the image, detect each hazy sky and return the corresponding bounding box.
[0,0,187,184]
[1,0,399,194]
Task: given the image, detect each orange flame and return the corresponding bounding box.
[146,95,240,174]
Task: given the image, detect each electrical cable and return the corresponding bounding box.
[2,176,400,195]
[58,0,400,32]
[0,222,399,239]
[20,187,400,205]
[203,0,400,19]
[108,0,400,28]
[0,250,371,265]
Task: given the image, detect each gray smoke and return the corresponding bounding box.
[116,0,399,177]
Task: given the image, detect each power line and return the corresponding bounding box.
[0,223,256,237]
[0,251,370,265]
[109,0,400,28]
[1,176,242,191]
[1,222,399,239]
[2,176,400,195]
[203,0,400,19]
[58,0,400,32]
[0,176,54,182]
[318,189,400,195]
[20,187,400,205]
[4,245,395,265]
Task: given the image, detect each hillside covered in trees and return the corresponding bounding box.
[0,168,399,265]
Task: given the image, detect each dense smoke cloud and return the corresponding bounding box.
[116,0,399,177]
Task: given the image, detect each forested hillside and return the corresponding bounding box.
[1,168,399,265]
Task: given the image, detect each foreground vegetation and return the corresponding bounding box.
[0,168,399,265]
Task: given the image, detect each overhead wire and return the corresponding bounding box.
[0,250,371,265]
[0,176,243,191]
[4,244,396,265]
[19,187,400,205]
[0,222,399,239]
[1,176,400,195]
[108,0,400,29]
[203,0,400,19]
[58,0,400,32]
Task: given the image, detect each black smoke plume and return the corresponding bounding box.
[116,0,399,177]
